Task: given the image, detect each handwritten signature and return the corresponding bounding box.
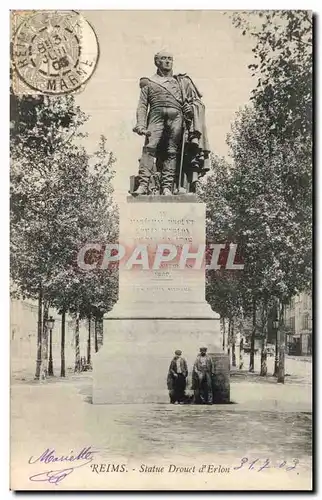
[234,457,300,472]
[28,446,96,485]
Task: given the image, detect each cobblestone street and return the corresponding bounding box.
[10,356,312,490]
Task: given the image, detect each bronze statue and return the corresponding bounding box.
[131,51,210,196]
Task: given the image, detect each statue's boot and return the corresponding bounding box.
[135,150,156,195]
[162,155,176,195]
[132,185,148,196]
[162,188,172,196]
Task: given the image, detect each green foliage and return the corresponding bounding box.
[10,94,87,154]
[198,154,233,242]
[198,155,247,319]
[202,11,312,322]
[227,105,311,304]
[229,10,312,302]
[10,94,118,319]
[231,10,312,142]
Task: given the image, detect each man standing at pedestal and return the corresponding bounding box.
[167,350,188,404]
[132,51,209,195]
[192,347,214,404]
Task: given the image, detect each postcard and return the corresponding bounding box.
[10,9,312,490]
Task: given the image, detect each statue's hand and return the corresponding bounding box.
[133,125,151,137]
[182,102,193,118]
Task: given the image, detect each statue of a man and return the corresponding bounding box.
[132,51,210,196]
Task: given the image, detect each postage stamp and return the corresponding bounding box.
[11,10,99,95]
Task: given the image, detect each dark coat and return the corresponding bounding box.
[191,354,214,390]
[136,73,210,155]
[167,357,188,390]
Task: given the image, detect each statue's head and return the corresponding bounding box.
[154,51,173,73]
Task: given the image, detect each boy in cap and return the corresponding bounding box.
[192,347,214,404]
[167,349,188,404]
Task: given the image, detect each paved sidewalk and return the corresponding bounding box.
[10,374,312,490]
[10,336,312,489]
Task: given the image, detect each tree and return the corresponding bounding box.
[10,94,87,154]
[200,12,312,378]
[228,11,312,377]
[231,10,312,144]
[10,93,119,379]
[199,155,244,316]
[11,94,89,379]
[199,154,250,366]
[37,136,118,375]
[258,298,269,376]
[60,309,66,377]
[47,135,118,370]
[226,102,311,376]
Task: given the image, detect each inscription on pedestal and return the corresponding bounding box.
[118,202,206,304]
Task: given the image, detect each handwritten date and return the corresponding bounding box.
[234,457,299,472]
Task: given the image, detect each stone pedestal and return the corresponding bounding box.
[93,195,228,404]
[93,319,220,404]
[211,353,230,403]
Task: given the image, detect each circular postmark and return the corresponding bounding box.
[12,10,99,95]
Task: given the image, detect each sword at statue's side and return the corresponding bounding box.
[177,76,192,193]
[178,123,186,193]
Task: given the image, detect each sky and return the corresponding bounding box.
[75,10,256,202]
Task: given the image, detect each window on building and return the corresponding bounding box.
[303,294,308,310]
[290,297,295,309]
[308,294,312,309]
[290,316,295,333]
[308,334,312,355]
[302,313,309,331]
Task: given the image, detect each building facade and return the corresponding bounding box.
[10,299,92,377]
[285,292,312,356]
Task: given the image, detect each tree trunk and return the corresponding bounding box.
[239,336,244,370]
[35,286,43,380]
[273,329,280,376]
[87,316,92,367]
[260,337,268,376]
[220,316,225,351]
[40,302,49,380]
[277,303,285,384]
[74,313,81,373]
[249,299,256,372]
[231,320,236,367]
[48,325,54,376]
[61,309,66,377]
[98,317,104,348]
[227,318,231,364]
[260,302,268,376]
[238,309,244,370]
[273,304,279,376]
[94,317,99,353]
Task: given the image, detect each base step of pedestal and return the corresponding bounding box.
[211,353,230,403]
[93,317,226,404]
